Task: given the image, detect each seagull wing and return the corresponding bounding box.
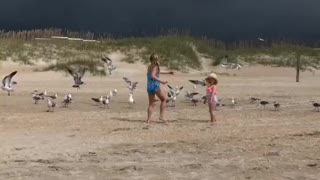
[79,68,86,78]
[179,86,184,90]
[189,80,206,86]
[189,92,199,97]
[2,71,17,87]
[123,77,131,84]
[132,82,138,90]
[167,85,173,89]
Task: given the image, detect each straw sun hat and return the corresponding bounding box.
[206,73,218,81]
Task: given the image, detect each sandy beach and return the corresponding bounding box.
[0,62,320,180]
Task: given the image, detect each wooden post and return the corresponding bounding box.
[296,53,300,82]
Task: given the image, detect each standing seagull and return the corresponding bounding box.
[123,77,138,94]
[67,68,86,89]
[32,93,42,104]
[112,89,118,96]
[258,100,269,109]
[231,97,237,107]
[47,98,56,112]
[1,71,18,96]
[91,96,104,105]
[273,101,280,111]
[311,101,320,112]
[62,92,72,107]
[103,96,111,109]
[128,93,135,107]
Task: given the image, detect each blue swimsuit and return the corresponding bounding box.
[147,72,160,94]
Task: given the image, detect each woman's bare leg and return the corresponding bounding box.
[146,93,156,124]
[155,89,167,123]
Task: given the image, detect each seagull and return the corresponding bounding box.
[185,91,199,101]
[258,37,265,42]
[167,85,184,96]
[128,93,135,107]
[231,97,237,106]
[67,68,86,89]
[62,92,72,107]
[101,56,113,67]
[91,96,104,105]
[107,65,117,75]
[166,91,177,107]
[101,56,117,75]
[258,100,269,108]
[220,63,242,70]
[112,89,118,96]
[47,98,56,112]
[102,96,111,109]
[46,93,58,99]
[123,77,138,94]
[311,101,320,112]
[273,101,280,111]
[1,71,18,96]
[250,97,261,103]
[191,97,202,106]
[189,80,206,87]
[32,93,43,104]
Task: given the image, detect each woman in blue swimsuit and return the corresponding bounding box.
[146,53,174,124]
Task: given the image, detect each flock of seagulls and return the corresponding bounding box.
[1,54,320,113]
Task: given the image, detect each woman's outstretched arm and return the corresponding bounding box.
[151,67,167,84]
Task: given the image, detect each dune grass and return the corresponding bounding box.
[0,34,320,75]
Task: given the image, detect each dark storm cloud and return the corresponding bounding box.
[0,0,319,41]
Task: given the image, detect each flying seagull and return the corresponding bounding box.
[101,56,117,75]
[1,71,18,96]
[67,68,86,89]
[123,77,138,94]
[189,80,206,87]
[258,37,265,42]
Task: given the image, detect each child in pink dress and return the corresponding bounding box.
[205,73,218,125]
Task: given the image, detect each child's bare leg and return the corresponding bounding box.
[146,93,156,123]
[209,103,217,125]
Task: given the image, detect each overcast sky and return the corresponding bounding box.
[0,0,319,41]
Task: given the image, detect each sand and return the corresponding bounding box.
[0,62,320,180]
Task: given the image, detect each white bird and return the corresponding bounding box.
[128,93,135,107]
[112,89,118,96]
[103,96,111,109]
[1,71,18,96]
[167,85,184,96]
[166,91,177,107]
[47,98,56,112]
[123,77,138,94]
[231,97,237,107]
[258,37,265,42]
[67,68,86,89]
[62,92,72,107]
